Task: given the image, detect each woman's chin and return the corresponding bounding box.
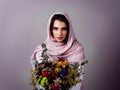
[56,40,64,42]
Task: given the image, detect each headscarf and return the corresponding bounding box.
[31,12,85,63]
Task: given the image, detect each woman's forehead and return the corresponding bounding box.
[53,20,67,27]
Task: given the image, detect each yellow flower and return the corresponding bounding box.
[56,60,69,68]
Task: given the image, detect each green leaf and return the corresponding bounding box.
[41,43,46,48]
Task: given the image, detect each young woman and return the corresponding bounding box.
[31,12,85,90]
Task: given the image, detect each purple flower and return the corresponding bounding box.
[60,69,68,77]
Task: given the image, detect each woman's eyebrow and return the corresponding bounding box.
[53,27,58,29]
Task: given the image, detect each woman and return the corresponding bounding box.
[31,12,85,90]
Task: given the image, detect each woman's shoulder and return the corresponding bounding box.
[78,43,84,50]
[34,43,45,52]
[35,43,47,49]
[35,44,42,49]
[73,41,84,50]
[31,44,43,59]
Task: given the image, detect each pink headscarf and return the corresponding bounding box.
[31,12,85,63]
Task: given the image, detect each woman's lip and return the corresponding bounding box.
[57,37,63,38]
[57,37,63,39]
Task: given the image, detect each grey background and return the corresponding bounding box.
[0,0,119,90]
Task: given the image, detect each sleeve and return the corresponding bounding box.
[30,45,43,68]
[78,45,85,61]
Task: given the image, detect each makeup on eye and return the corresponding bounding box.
[61,27,67,31]
[53,27,67,31]
[53,27,58,30]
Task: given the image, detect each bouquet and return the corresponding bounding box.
[30,43,88,90]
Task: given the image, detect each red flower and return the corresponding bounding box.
[52,70,57,77]
[41,71,48,77]
[51,84,59,90]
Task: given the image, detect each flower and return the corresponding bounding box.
[41,71,48,77]
[30,43,88,90]
[51,83,60,90]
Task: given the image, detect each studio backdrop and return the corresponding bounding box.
[0,0,119,90]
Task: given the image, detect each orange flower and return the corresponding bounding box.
[56,60,69,68]
[61,61,69,68]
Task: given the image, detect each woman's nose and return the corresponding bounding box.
[58,30,62,35]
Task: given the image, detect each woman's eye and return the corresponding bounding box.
[62,27,67,31]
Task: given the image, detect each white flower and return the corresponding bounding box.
[35,84,45,90]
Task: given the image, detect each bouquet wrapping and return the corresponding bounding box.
[30,43,88,90]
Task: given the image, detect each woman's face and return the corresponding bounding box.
[52,20,67,42]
